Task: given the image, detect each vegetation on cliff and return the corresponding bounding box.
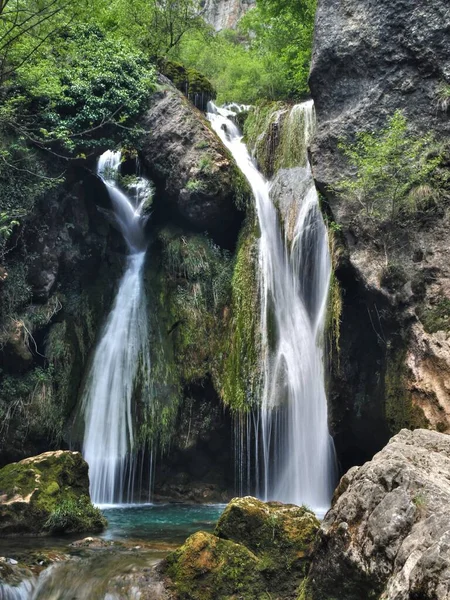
[337,111,446,220]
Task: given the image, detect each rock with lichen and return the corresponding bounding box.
[0,450,106,536]
[162,496,320,599]
[304,429,450,600]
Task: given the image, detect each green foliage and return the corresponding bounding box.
[13,25,155,155]
[109,0,206,58]
[337,111,444,220]
[175,0,316,102]
[44,495,107,534]
[186,178,205,192]
[240,0,317,98]
[326,229,342,363]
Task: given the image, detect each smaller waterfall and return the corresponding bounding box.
[207,102,336,514]
[0,581,34,600]
[81,151,151,505]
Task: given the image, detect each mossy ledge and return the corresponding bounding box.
[0,450,106,536]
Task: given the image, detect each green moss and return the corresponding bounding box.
[158,58,216,100]
[243,101,287,177]
[215,497,319,578]
[420,299,450,334]
[385,347,428,434]
[326,228,343,364]
[164,497,319,599]
[186,178,205,192]
[165,531,265,600]
[139,227,234,448]
[274,105,310,171]
[0,451,105,535]
[231,165,253,211]
[220,220,261,412]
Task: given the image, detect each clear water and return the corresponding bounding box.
[0,505,225,599]
[100,503,225,544]
[207,102,337,514]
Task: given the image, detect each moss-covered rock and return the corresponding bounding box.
[162,497,319,599]
[158,59,216,111]
[164,531,265,600]
[215,496,319,578]
[0,451,106,535]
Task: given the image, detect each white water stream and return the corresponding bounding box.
[81,151,151,505]
[207,102,336,513]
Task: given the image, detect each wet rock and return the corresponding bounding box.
[305,429,450,600]
[0,451,106,536]
[215,496,319,577]
[162,497,319,599]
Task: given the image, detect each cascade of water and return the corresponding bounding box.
[207,102,336,514]
[81,151,151,505]
[0,581,35,600]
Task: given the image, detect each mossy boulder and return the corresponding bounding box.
[164,531,266,600]
[158,59,216,111]
[215,496,319,578]
[0,451,106,535]
[162,497,320,599]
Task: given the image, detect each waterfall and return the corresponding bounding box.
[0,581,34,600]
[81,151,151,505]
[207,102,336,514]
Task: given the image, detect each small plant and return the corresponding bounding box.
[436,82,450,112]
[186,178,205,193]
[412,491,427,518]
[198,155,213,173]
[195,140,209,150]
[44,495,107,534]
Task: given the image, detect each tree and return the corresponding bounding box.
[0,0,77,83]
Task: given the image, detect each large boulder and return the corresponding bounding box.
[0,451,106,535]
[140,78,249,247]
[162,496,319,599]
[304,429,450,600]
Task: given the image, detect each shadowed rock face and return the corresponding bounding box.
[309,0,450,464]
[306,429,450,600]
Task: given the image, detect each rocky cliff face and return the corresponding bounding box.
[305,429,450,600]
[309,0,450,467]
[0,166,123,465]
[202,0,255,31]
